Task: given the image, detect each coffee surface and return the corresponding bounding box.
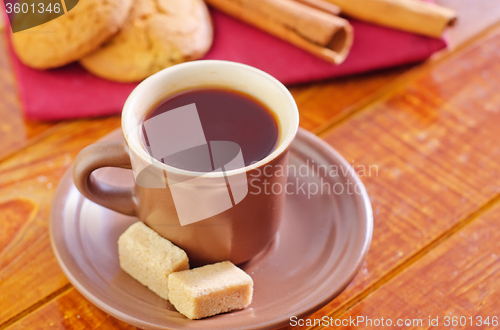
[143,88,279,171]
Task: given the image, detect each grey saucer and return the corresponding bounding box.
[50,128,373,330]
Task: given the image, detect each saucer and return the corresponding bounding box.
[50,128,373,330]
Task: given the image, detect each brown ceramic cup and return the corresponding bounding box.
[73,61,299,266]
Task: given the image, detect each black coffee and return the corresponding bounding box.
[142,87,279,171]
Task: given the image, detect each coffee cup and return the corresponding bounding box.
[73,60,299,265]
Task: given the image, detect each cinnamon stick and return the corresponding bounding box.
[291,0,341,16]
[325,0,456,38]
[206,0,353,64]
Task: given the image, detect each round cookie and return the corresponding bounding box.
[12,0,133,69]
[79,0,213,82]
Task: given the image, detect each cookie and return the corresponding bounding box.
[79,0,213,82]
[12,0,133,69]
[118,222,189,300]
[168,261,253,320]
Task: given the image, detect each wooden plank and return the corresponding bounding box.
[0,10,4,32]
[0,199,37,254]
[0,117,120,326]
[0,33,56,161]
[6,288,136,330]
[332,203,500,329]
[277,27,500,329]
[291,66,410,133]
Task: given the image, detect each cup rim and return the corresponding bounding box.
[122,60,299,178]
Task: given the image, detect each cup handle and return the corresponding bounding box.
[73,141,137,216]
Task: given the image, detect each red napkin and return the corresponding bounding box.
[6,8,446,121]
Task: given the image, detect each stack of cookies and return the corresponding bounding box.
[11,0,213,82]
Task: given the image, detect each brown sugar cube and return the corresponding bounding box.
[168,261,253,319]
[118,222,189,300]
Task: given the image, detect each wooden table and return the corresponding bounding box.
[2,1,500,329]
